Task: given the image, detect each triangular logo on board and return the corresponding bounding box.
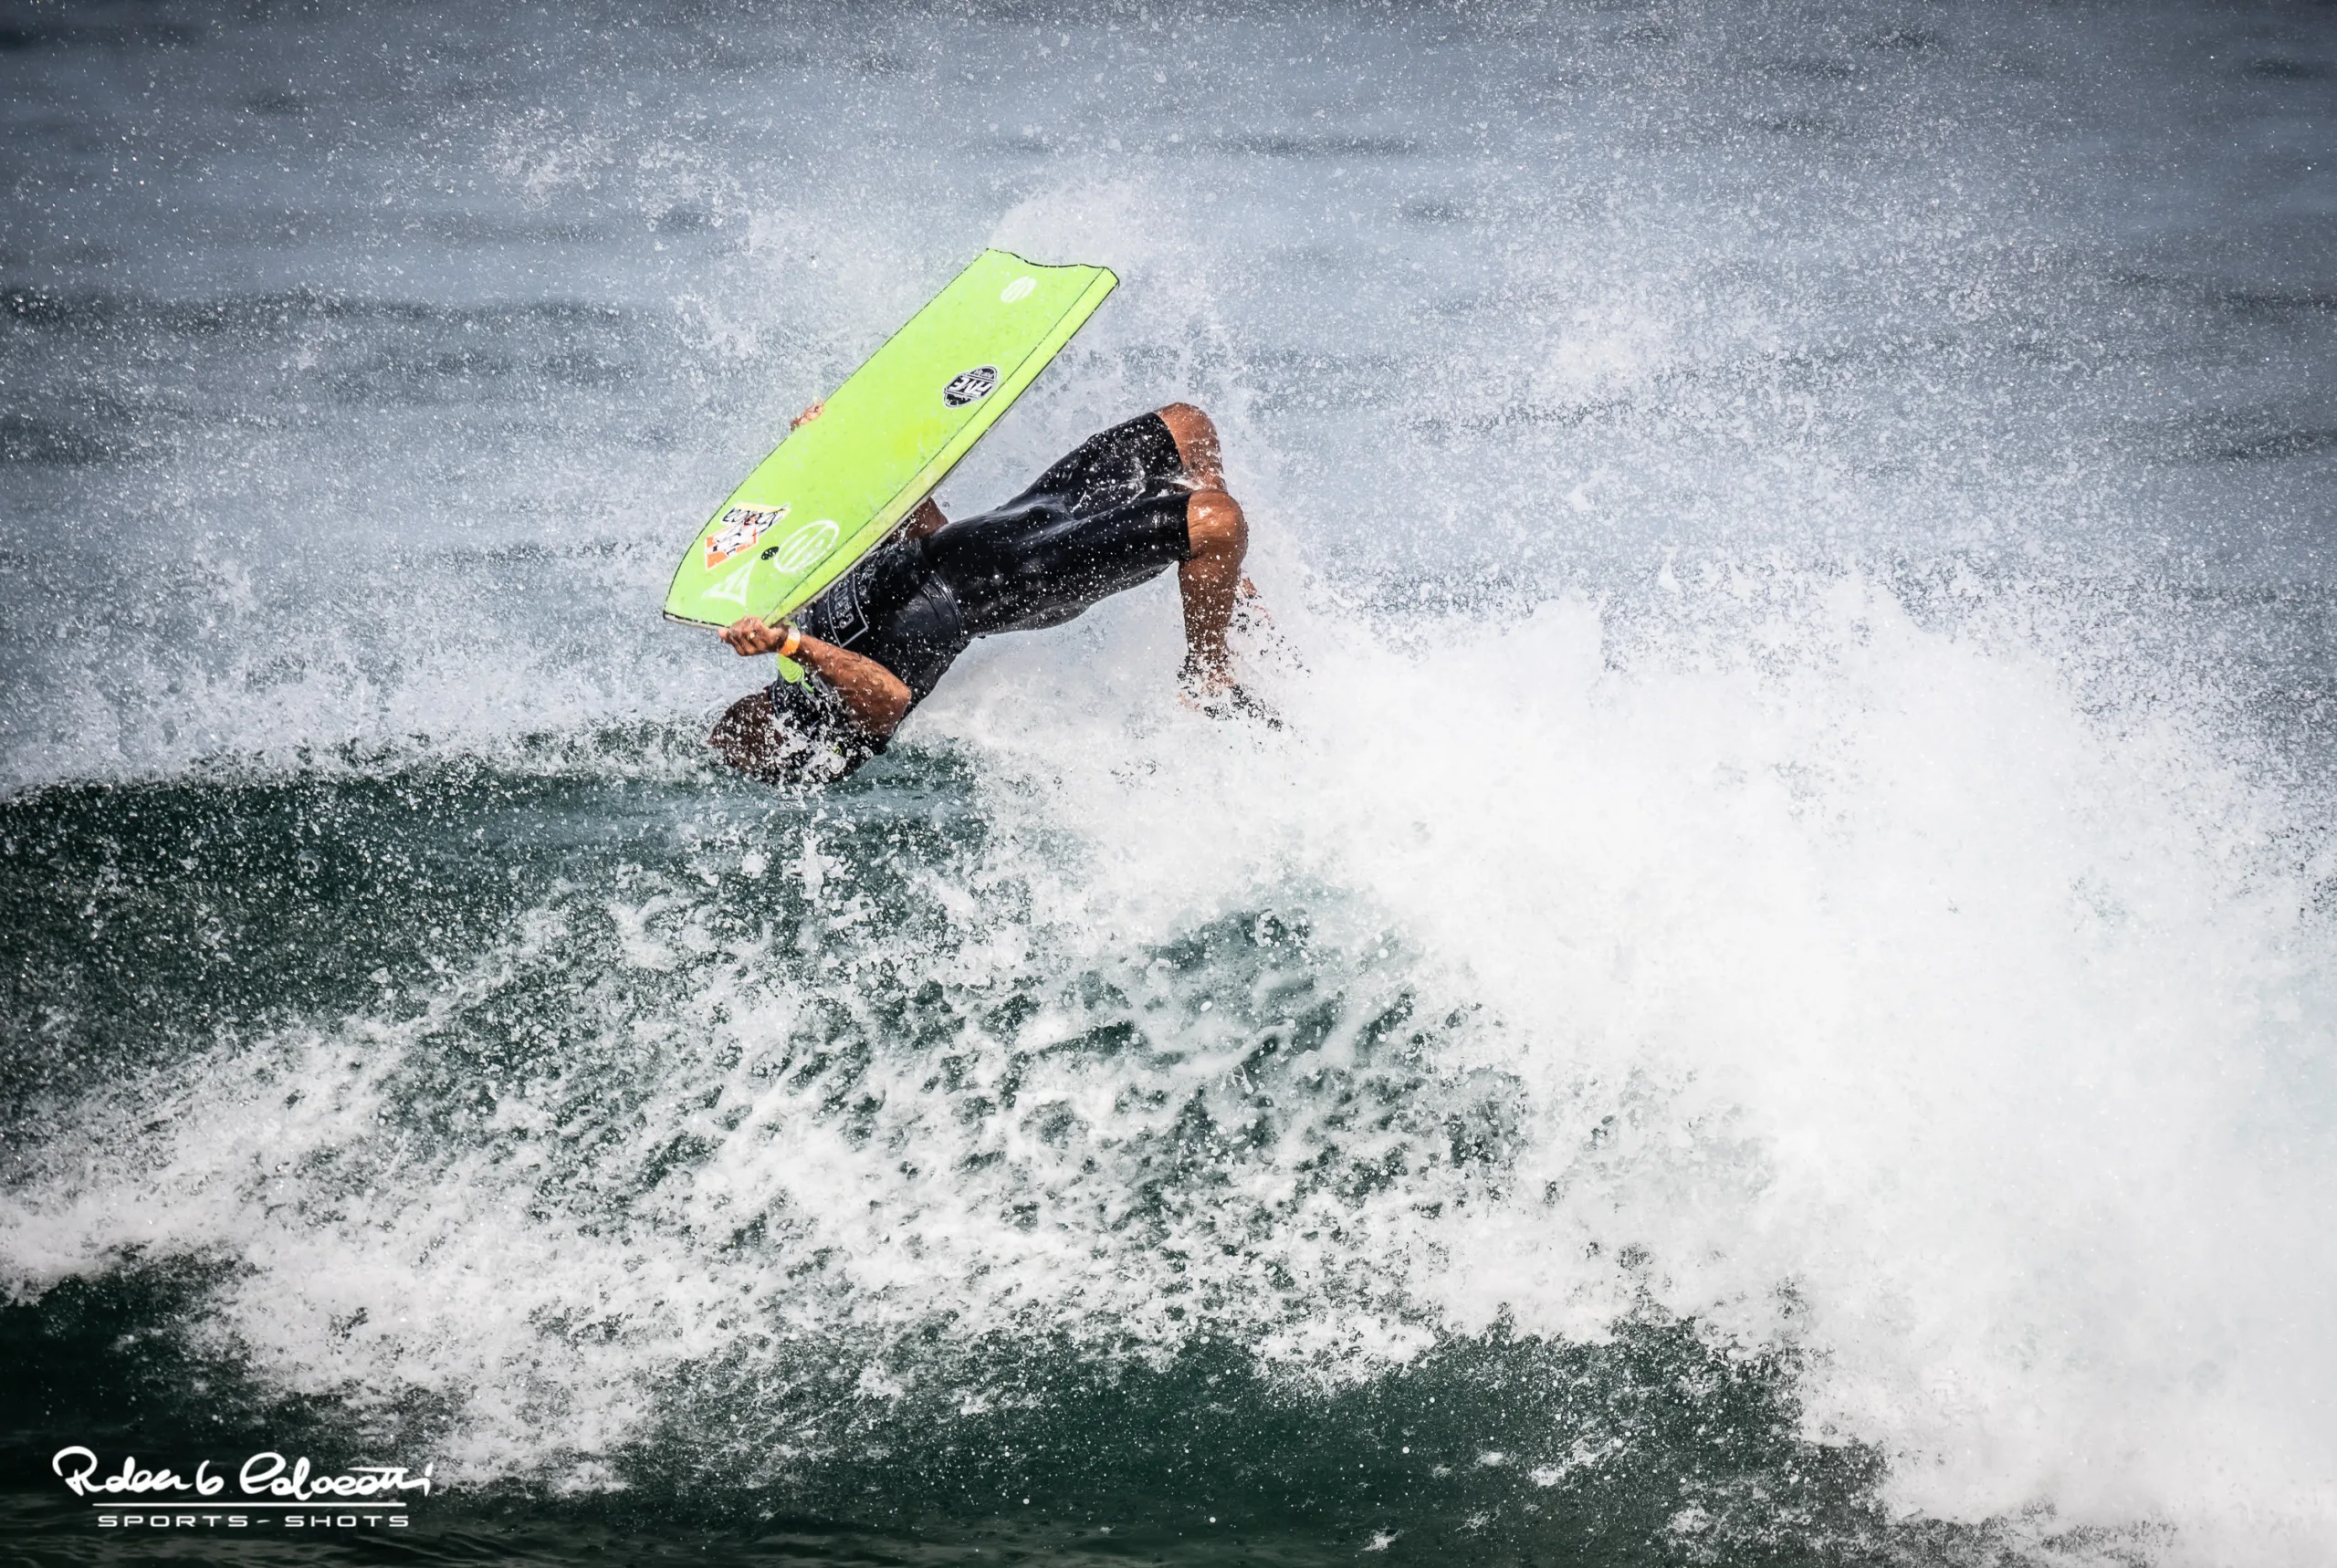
[704,559,756,606]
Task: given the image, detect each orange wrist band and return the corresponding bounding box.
[779,625,802,660]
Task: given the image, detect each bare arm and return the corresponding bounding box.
[901,496,948,540]
[719,617,912,741]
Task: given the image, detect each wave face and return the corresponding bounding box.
[4,2,2335,1563]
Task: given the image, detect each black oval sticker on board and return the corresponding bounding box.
[942,365,999,407]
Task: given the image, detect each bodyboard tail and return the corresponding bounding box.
[663,249,1118,635]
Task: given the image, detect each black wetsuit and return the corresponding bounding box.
[765,412,1195,778]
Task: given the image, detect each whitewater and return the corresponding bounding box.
[3,3,2333,1563]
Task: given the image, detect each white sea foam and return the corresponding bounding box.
[8,545,2335,1563]
[5,5,2335,1559]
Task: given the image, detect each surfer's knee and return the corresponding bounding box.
[1157,402,1221,484]
[1158,401,1213,441]
[1184,488,1246,564]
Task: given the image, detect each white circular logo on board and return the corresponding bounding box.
[765,517,840,574]
[942,365,999,407]
[1000,276,1036,303]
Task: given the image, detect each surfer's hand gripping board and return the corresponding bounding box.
[717,617,795,657]
[663,250,1119,675]
[717,615,913,740]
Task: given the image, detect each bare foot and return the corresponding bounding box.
[1179,656,1284,728]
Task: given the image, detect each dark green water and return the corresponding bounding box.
[0,758,1915,1565]
[6,0,2335,1561]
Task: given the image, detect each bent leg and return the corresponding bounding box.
[999,412,1189,519]
[930,490,1192,638]
[980,405,1221,532]
[1156,402,1224,491]
[1179,488,1248,689]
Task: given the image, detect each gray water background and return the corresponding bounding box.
[4,0,2332,785]
[4,3,2336,1564]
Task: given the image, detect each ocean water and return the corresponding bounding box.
[3,1,2335,1563]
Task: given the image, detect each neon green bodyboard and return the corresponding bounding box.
[663,249,1118,637]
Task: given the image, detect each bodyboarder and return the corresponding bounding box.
[707,401,1260,785]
